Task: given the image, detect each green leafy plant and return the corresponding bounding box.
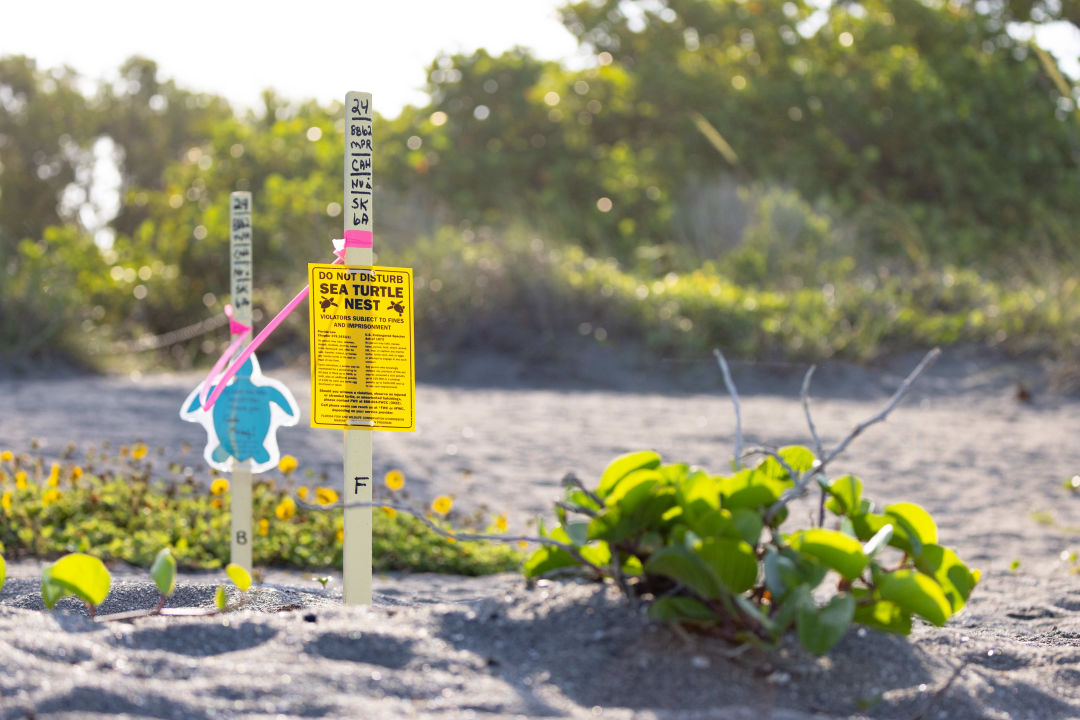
[24,546,267,621]
[0,444,521,575]
[149,547,177,598]
[39,553,112,617]
[213,562,254,612]
[214,585,228,611]
[225,562,252,591]
[524,349,979,654]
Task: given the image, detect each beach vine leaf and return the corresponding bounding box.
[150,548,177,598]
[41,564,65,610]
[225,563,252,592]
[796,591,855,655]
[40,553,112,611]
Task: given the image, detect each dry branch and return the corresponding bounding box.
[713,349,744,468]
[709,347,942,525]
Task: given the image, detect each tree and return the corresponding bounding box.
[556,0,1080,262]
[97,56,233,238]
[0,56,96,252]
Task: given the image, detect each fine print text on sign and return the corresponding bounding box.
[308,263,415,431]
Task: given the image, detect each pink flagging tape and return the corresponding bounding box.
[202,283,315,411]
[229,317,252,336]
[198,306,251,407]
[344,229,373,248]
[201,237,372,411]
[199,334,247,407]
[332,232,373,259]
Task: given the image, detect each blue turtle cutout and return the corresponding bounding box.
[180,353,300,474]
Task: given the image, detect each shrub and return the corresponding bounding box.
[524,352,978,654]
[0,446,521,575]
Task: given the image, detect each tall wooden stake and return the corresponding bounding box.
[343,91,373,605]
[229,191,254,572]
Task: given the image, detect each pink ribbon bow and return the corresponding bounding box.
[199,231,372,411]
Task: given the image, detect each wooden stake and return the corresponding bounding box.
[229,191,254,572]
[342,91,373,605]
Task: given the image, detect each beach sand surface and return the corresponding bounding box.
[2,348,1079,718]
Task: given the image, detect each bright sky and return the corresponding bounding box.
[2,0,1076,117]
[1,0,585,118]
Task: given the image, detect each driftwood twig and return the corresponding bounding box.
[713,349,744,469]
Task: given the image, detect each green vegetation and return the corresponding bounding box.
[0,447,521,575]
[0,545,258,619]
[524,353,979,654]
[400,228,1080,363]
[526,446,976,654]
[1,0,1078,369]
[40,553,111,611]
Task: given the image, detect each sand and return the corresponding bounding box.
[2,348,1080,719]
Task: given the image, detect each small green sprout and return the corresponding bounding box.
[41,565,65,610]
[1010,559,1021,572]
[150,548,177,598]
[315,576,331,588]
[210,564,254,613]
[41,553,112,617]
[225,563,252,592]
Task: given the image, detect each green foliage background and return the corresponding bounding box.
[1,0,1078,368]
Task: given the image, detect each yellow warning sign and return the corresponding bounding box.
[308,263,415,431]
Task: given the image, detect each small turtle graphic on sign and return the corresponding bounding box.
[388,300,406,316]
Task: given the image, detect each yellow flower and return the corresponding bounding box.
[71,466,83,480]
[278,455,298,474]
[210,478,229,495]
[1,450,12,463]
[335,528,344,543]
[120,446,130,457]
[275,497,296,521]
[315,487,338,506]
[446,535,457,543]
[1,490,11,512]
[210,498,223,509]
[381,505,397,518]
[258,518,270,536]
[519,540,529,549]
[297,486,309,501]
[15,471,27,490]
[495,514,508,533]
[384,469,405,491]
[47,464,60,488]
[42,489,61,506]
[132,443,148,460]
[432,495,453,515]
